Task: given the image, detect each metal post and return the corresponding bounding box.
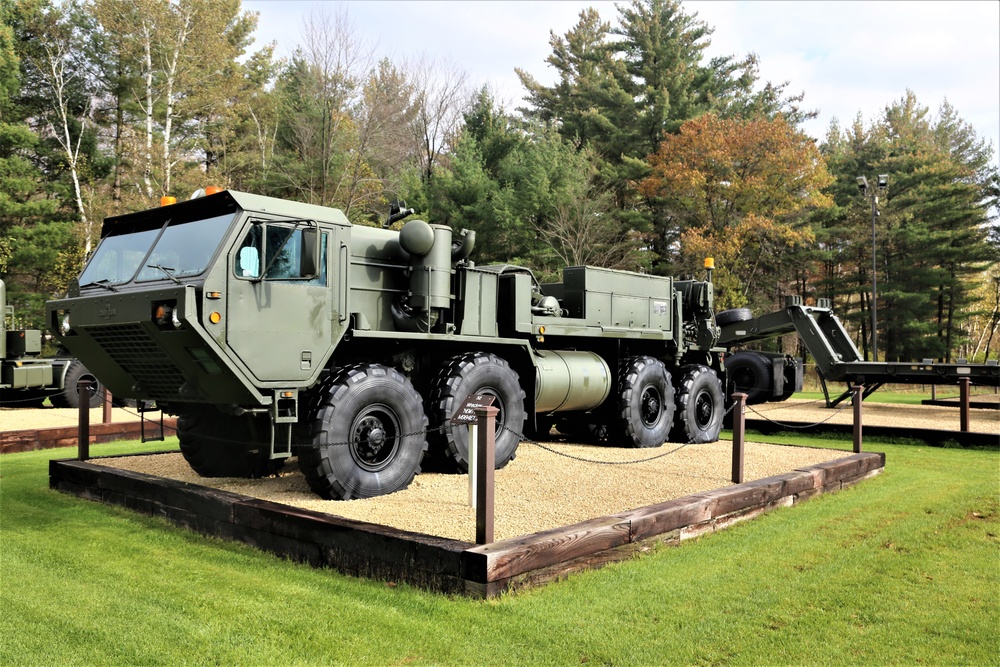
[959,378,971,432]
[852,385,863,453]
[475,406,498,545]
[871,195,878,361]
[102,388,113,424]
[731,393,746,484]
[77,379,92,461]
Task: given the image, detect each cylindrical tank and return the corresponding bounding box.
[534,350,612,413]
[400,221,453,311]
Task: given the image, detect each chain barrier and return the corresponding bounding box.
[508,400,737,466]
[0,393,58,406]
[744,400,849,429]
[0,385,100,406]
[19,387,753,465]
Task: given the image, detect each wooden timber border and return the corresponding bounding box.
[50,450,885,598]
[2,419,177,455]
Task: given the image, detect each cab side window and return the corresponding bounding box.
[234,224,327,285]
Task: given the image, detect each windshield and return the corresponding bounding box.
[79,227,162,286]
[79,213,234,286]
[135,214,232,282]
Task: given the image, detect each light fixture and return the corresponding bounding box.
[855,176,868,195]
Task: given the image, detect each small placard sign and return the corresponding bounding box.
[450,393,497,424]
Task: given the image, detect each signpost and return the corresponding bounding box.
[451,393,497,544]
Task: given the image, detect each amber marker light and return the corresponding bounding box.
[205,186,223,195]
[704,257,715,269]
[206,291,222,299]
[160,196,176,206]
[209,311,222,324]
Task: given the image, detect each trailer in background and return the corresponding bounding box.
[1,278,104,409]
[719,296,1000,406]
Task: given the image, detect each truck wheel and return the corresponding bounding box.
[672,365,724,443]
[716,308,753,327]
[725,351,772,404]
[49,360,105,409]
[617,356,674,448]
[178,408,284,478]
[299,364,428,499]
[428,352,526,472]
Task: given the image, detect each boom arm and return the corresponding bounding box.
[721,301,1000,389]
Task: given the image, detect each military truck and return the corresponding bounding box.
[47,190,728,499]
[1,278,105,409]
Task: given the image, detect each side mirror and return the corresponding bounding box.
[300,225,319,278]
[238,246,261,278]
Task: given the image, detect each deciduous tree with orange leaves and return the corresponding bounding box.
[640,113,832,311]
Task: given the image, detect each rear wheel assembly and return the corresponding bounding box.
[672,365,724,443]
[427,352,526,472]
[617,356,674,448]
[298,363,428,500]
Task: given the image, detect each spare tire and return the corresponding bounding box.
[716,308,753,327]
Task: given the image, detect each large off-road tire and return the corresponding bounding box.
[298,364,428,499]
[725,351,773,404]
[716,308,753,327]
[49,360,105,409]
[671,365,725,444]
[427,352,526,472]
[617,356,674,448]
[177,408,284,478]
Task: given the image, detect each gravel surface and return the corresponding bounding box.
[100,439,843,543]
[13,396,992,543]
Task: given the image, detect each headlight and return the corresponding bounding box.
[153,301,182,330]
[61,312,71,335]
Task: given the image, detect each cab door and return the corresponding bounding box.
[226,220,339,384]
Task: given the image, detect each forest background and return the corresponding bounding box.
[1,0,997,363]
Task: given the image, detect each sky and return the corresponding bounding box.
[242,0,1000,168]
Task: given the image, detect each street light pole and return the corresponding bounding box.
[856,175,888,361]
[870,192,878,360]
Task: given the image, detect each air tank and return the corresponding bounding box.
[399,220,453,311]
[534,350,611,413]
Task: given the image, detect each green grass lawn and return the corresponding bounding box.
[793,390,972,405]
[2,437,997,665]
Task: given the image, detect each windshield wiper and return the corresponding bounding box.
[80,279,120,292]
[146,264,181,284]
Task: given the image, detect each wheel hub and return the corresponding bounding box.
[695,392,714,427]
[352,415,395,467]
[641,387,661,427]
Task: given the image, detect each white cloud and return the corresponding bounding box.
[244,0,999,160]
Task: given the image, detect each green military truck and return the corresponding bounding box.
[1,278,104,409]
[47,190,728,499]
